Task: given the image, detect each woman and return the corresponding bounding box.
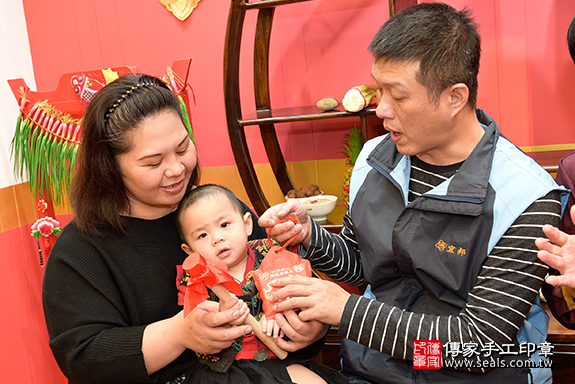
[42,74,328,384]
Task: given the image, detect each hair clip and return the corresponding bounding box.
[105,82,155,124]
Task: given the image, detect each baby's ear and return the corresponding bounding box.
[244,212,253,236]
[181,243,193,255]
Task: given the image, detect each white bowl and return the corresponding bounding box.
[300,195,338,222]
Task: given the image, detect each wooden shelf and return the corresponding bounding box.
[224,0,381,215]
[240,106,376,127]
[317,205,346,232]
[525,149,573,174]
[243,0,313,10]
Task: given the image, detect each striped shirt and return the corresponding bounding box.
[304,157,561,368]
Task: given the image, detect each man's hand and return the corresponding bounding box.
[258,200,312,248]
[270,276,351,326]
[272,309,329,352]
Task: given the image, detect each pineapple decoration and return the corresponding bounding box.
[341,125,363,207]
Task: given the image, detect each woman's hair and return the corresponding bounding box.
[368,2,481,108]
[176,184,243,243]
[568,16,575,65]
[71,73,200,235]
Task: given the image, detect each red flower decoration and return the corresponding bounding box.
[31,216,62,239]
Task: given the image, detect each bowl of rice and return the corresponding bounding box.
[299,195,338,222]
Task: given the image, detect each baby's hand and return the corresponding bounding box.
[219,296,249,326]
[260,314,283,338]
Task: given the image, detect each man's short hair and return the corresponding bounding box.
[368,3,481,107]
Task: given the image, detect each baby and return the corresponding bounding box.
[177,184,328,383]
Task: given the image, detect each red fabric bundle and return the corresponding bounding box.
[253,245,312,319]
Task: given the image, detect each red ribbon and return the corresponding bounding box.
[182,252,243,317]
[266,215,300,252]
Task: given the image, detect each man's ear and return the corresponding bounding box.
[448,83,469,116]
[244,212,253,236]
[181,243,193,255]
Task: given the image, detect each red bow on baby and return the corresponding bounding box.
[182,252,243,317]
[182,251,289,359]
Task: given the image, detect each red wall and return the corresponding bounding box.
[22,0,390,167]
[473,0,575,147]
[21,0,575,167]
[0,222,69,383]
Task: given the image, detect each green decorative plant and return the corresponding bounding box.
[10,98,81,206]
[341,125,363,207]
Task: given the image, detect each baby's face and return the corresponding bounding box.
[180,193,251,275]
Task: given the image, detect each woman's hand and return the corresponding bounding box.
[258,200,312,248]
[142,297,251,374]
[182,297,251,354]
[270,276,351,326]
[536,208,575,289]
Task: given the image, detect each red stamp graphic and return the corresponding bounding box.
[413,340,442,369]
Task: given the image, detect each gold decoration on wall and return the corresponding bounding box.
[102,68,119,84]
[159,0,201,21]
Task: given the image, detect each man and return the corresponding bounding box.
[260,3,567,383]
